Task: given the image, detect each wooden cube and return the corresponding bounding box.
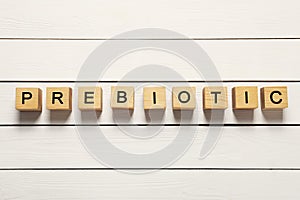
[111,86,134,110]
[16,88,42,111]
[232,86,258,110]
[46,87,72,110]
[78,87,102,111]
[203,87,228,110]
[172,87,196,110]
[144,87,166,110]
[261,86,288,110]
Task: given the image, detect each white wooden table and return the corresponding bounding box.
[0,0,300,199]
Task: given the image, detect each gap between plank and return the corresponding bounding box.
[0,168,300,171]
[0,38,299,41]
[0,124,299,127]
[0,80,300,83]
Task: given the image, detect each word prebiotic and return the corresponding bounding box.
[15,86,288,112]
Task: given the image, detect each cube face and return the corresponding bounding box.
[261,86,288,110]
[232,86,258,110]
[16,88,42,111]
[78,87,102,111]
[203,87,228,110]
[111,86,134,110]
[46,87,72,110]
[172,87,196,110]
[144,87,166,110]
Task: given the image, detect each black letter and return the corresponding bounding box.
[245,91,249,104]
[270,91,283,104]
[84,92,94,104]
[153,92,157,104]
[117,91,127,103]
[52,92,64,104]
[178,91,190,103]
[210,91,221,104]
[22,92,32,104]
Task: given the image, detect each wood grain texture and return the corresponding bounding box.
[0,0,300,38]
[78,87,102,111]
[0,40,299,81]
[232,86,258,110]
[172,87,196,110]
[0,126,300,168]
[203,87,228,110]
[261,86,288,110]
[46,87,72,111]
[144,87,166,110]
[0,0,299,198]
[111,86,134,110]
[15,88,42,111]
[0,170,300,199]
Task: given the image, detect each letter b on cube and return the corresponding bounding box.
[111,86,134,110]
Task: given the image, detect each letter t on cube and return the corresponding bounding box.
[203,87,228,110]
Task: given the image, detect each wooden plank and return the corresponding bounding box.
[0,0,300,38]
[0,170,300,199]
[1,82,299,124]
[0,40,299,81]
[1,126,300,168]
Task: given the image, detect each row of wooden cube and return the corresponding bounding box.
[15,86,288,111]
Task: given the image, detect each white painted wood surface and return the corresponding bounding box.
[0,40,299,81]
[0,0,300,38]
[1,126,300,168]
[0,170,300,199]
[1,0,300,199]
